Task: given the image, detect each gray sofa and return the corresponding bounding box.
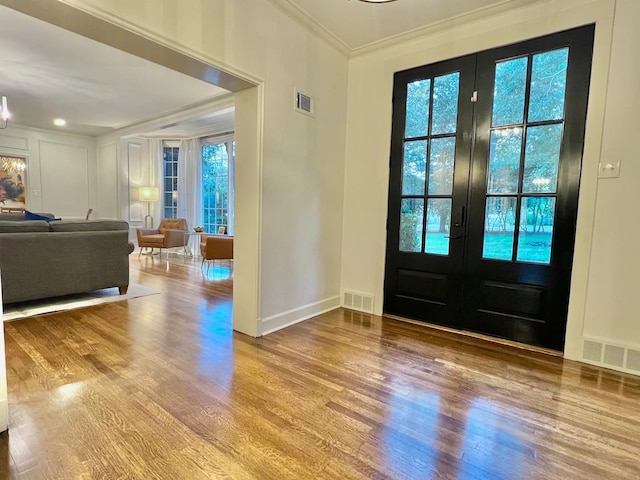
[0,213,134,304]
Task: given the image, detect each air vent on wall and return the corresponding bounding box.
[627,349,640,372]
[582,338,640,375]
[583,340,603,363]
[295,89,314,116]
[603,344,625,368]
[342,290,374,314]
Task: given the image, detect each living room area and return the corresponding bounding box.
[0,2,238,308]
[0,4,245,473]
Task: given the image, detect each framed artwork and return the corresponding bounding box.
[217,226,226,234]
[0,155,26,211]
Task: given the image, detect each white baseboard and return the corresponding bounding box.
[260,295,341,336]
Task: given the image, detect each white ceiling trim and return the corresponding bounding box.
[268,0,551,58]
[8,121,103,140]
[265,0,352,57]
[142,122,234,140]
[99,94,236,142]
[351,0,551,56]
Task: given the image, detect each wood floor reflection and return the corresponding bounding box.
[2,254,639,479]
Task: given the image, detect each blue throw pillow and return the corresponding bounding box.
[24,211,60,222]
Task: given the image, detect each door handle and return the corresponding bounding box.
[454,206,466,228]
[444,235,461,239]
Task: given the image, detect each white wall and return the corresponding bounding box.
[95,135,155,241]
[122,137,152,234]
[69,0,349,334]
[96,142,119,219]
[0,124,96,218]
[340,0,620,361]
[581,0,640,347]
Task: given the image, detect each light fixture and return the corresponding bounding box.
[53,118,67,126]
[137,186,159,228]
[0,96,10,129]
[357,0,398,3]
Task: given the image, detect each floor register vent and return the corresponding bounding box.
[583,339,640,374]
[342,290,375,314]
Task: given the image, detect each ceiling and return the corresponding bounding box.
[274,0,518,50]
[0,0,523,137]
[137,107,236,139]
[0,5,230,136]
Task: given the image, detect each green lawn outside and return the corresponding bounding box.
[402,217,553,264]
[420,230,552,264]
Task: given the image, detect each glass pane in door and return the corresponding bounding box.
[528,48,569,122]
[431,73,460,135]
[400,199,424,252]
[522,124,563,193]
[516,197,556,263]
[402,140,427,195]
[425,199,451,255]
[487,128,523,194]
[405,79,431,138]
[483,197,517,260]
[492,56,528,126]
[428,137,455,195]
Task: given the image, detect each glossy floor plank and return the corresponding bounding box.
[1,253,640,479]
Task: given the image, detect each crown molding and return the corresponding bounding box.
[97,94,236,143]
[266,0,554,59]
[3,122,99,141]
[264,0,352,57]
[351,0,551,56]
[141,125,234,140]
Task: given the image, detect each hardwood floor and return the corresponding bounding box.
[1,253,639,479]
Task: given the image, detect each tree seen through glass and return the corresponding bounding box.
[202,143,230,234]
[528,49,569,122]
[400,73,460,255]
[405,80,430,138]
[492,57,527,127]
[482,48,568,264]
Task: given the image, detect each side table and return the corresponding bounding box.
[183,232,205,257]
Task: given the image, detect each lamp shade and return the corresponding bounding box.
[138,186,159,202]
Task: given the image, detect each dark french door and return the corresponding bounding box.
[384,26,595,351]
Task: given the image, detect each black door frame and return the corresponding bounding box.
[383,25,595,351]
[384,55,476,328]
[462,25,595,350]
